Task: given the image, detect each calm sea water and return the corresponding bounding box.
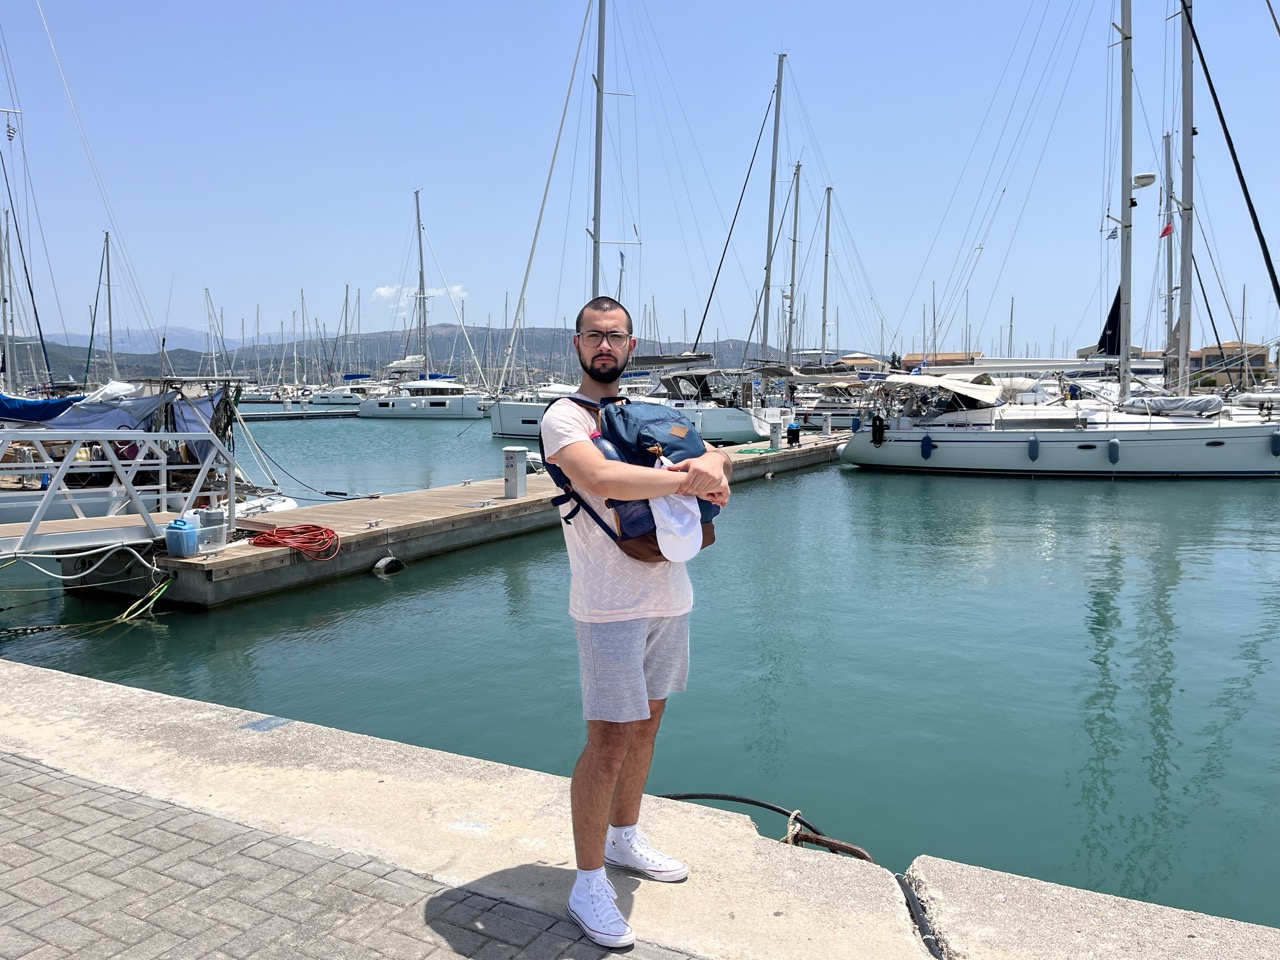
[3,415,1279,929]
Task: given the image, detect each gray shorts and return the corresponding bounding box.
[574,615,690,722]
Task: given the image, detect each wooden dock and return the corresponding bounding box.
[52,433,849,608]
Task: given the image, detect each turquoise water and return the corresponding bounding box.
[3,416,1279,929]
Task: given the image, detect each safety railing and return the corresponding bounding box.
[0,428,237,556]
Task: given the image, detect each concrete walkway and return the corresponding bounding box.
[0,660,927,960]
[0,751,674,960]
[3,658,1278,960]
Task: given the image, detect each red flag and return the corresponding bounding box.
[1158,220,1173,238]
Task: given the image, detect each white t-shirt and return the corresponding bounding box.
[541,396,693,623]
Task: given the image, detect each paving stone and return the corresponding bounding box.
[259,844,327,874]
[329,867,379,892]
[7,876,67,907]
[381,868,446,896]
[319,899,399,944]
[153,923,238,960]
[158,857,225,889]
[0,755,716,960]
[199,896,273,932]
[143,902,218,938]
[111,930,184,960]
[278,860,350,899]
[253,889,327,924]
[469,910,543,947]
[214,853,276,882]
[38,851,114,885]
[172,818,251,846]
[67,884,149,924]
[333,852,372,869]
[474,941,520,960]
[218,915,299,959]
[114,865,181,894]
[84,832,144,858]
[60,943,125,960]
[490,900,557,931]
[556,938,611,960]
[9,944,69,960]
[0,843,42,868]
[283,840,341,862]
[21,916,102,952]
[225,866,303,905]
[9,893,91,934]
[0,926,42,960]
[519,930,582,960]
[546,920,584,940]
[423,920,489,957]
[359,926,442,960]
[354,874,427,907]
[85,909,162,945]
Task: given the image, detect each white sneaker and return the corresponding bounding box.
[605,827,689,882]
[568,874,635,948]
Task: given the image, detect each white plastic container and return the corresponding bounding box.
[196,507,227,551]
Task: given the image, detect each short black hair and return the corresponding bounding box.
[575,297,633,334]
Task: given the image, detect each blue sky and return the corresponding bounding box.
[1,1,1277,363]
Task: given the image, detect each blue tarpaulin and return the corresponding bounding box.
[0,392,85,423]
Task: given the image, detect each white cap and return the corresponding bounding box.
[650,492,702,562]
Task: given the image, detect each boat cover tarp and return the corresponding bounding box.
[1117,395,1223,415]
[0,392,85,423]
[883,373,1003,405]
[43,391,177,430]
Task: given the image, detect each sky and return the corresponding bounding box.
[1,0,1278,364]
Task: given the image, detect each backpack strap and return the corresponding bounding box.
[538,395,622,543]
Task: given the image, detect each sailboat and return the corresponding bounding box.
[839,1,1280,478]
[359,191,485,421]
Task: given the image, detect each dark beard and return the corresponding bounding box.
[579,352,626,384]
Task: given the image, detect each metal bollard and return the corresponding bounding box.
[503,446,528,498]
[769,420,782,450]
[822,413,832,436]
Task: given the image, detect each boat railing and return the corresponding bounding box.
[0,428,237,555]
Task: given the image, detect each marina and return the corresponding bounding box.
[3,413,1279,942]
[8,432,846,608]
[2,1,1279,954]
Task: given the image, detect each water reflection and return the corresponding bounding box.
[1073,481,1280,908]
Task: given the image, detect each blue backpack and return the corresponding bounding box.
[539,396,720,563]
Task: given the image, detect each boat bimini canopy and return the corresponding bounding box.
[882,373,1003,405]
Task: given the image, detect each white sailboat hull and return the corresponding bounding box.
[840,419,1280,477]
[358,395,483,420]
[489,400,545,438]
[657,401,774,445]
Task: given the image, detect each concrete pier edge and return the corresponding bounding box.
[1,661,1276,959]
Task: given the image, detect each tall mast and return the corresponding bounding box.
[760,53,785,362]
[414,189,433,374]
[105,231,118,380]
[785,161,800,367]
[1163,132,1175,383]
[1117,0,1134,403]
[590,0,606,298]
[1176,0,1194,395]
[821,186,832,363]
[0,214,8,392]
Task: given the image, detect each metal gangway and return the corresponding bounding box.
[0,428,238,557]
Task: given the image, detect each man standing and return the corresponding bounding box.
[540,296,732,948]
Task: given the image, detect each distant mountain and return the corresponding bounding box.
[15,324,795,387]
